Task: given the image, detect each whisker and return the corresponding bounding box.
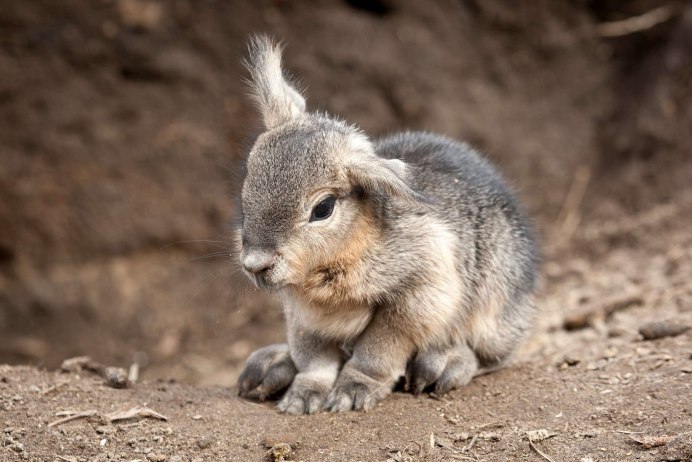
[191,252,233,261]
[161,239,231,251]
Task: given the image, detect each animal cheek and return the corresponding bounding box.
[280,243,311,281]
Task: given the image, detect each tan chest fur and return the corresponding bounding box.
[291,297,374,341]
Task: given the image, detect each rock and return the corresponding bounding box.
[147,453,167,462]
[639,321,689,340]
[266,443,291,462]
[95,425,115,435]
[525,429,557,442]
[104,367,129,389]
[629,433,674,449]
[60,357,92,372]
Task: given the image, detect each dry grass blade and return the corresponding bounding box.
[528,437,557,462]
[107,406,168,422]
[48,410,98,428]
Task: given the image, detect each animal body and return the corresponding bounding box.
[236,35,538,414]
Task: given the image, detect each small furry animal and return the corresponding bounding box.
[236,35,537,414]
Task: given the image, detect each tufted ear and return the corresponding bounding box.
[244,35,306,130]
[345,137,425,203]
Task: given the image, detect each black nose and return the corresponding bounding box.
[242,249,277,274]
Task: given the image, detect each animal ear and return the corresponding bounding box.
[244,35,306,129]
[346,154,424,203]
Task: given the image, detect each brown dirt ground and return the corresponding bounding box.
[1,0,692,461]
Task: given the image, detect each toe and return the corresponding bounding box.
[412,376,429,395]
[434,355,478,394]
[237,363,264,396]
[278,395,307,415]
[258,361,298,399]
[306,392,324,414]
[325,391,353,412]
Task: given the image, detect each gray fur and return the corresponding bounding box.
[236,35,538,413]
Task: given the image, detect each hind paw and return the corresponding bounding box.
[407,343,479,395]
[238,344,297,401]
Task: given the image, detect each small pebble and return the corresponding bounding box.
[639,321,689,340]
[454,432,471,442]
[104,367,129,389]
[95,426,115,435]
[603,348,618,359]
[196,435,214,449]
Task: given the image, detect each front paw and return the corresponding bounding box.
[238,344,297,401]
[277,373,333,415]
[323,366,392,412]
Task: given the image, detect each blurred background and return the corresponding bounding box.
[1,0,690,386]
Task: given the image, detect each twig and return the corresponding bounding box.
[48,410,98,428]
[475,422,504,430]
[400,441,423,459]
[463,433,479,452]
[55,456,78,462]
[449,455,478,461]
[41,381,68,396]
[597,5,677,37]
[528,437,557,462]
[107,406,168,422]
[615,429,644,435]
[128,362,140,383]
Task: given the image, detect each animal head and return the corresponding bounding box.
[238,35,418,293]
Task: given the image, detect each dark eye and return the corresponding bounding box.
[310,195,336,222]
